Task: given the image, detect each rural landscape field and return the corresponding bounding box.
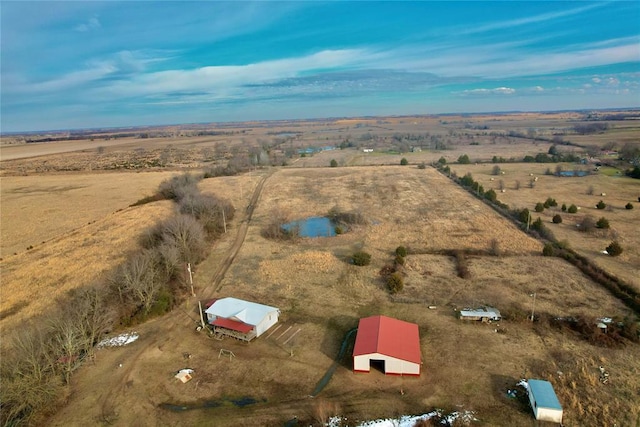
[1,111,639,426]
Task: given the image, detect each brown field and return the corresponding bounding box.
[448,163,640,291]
[0,171,178,257]
[1,112,639,427]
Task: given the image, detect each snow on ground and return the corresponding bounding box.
[327,410,477,427]
[97,332,139,348]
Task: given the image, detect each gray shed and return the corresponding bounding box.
[458,306,501,322]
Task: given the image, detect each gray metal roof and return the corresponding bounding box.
[459,306,501,317]
[528,379,563,410]
[205,297,279,326]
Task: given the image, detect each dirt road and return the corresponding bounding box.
[206,169,272,295]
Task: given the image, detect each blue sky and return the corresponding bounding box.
[1,1,639,132]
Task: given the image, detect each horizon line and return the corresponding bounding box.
[2,106,639,137]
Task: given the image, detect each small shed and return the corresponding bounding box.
[458,306,501,322]
[527,379,563,423]
[204,297,280,341]
[353,315,421,376]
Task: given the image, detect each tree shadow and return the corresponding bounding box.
[319,314,359,365]
[490,373,532,415]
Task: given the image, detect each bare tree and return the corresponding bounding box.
[179,192,234,235]
[158,214,207,263]
[111,251,163,314]
[2,326,61,425]
[156,242,182,280]
[67,286,115,358]
[48,314,89,384]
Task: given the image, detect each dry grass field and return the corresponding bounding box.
[2,112,639,427]
[43,166,639,427]
[0,171,178,257]
[0,202,173,331]
[448,163,640,291]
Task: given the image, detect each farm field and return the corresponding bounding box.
[447,163,640,291]
[0,171,178,257]
[1,112,639,427]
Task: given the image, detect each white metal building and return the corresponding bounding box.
[204,297,280,341]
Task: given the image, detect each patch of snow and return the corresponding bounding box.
[97,332,139,348]
[327,416,345,427]
[355,413,435,427]
[327,410,476,427]
[442,411,478,425]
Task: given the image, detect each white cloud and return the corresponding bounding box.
[74,16,101,32]
[533,86,544,92]
[455,3,603,36]
[592,77,602,83]
[393,39,640,79]
[93,49,378,99]
[460,87,516,96]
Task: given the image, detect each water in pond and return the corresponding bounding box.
[282,216,336,238]
[559,171,588,177]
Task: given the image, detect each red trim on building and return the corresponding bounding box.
[212,317,253,333]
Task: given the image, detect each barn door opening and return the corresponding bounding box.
[370,359,386,374]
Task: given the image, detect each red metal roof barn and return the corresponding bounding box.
[352,315,421,376]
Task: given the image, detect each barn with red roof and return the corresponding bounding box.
[352,315,421,376]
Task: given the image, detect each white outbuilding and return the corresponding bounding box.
[527,379,563,423]
[204,297,280,341]
[458,306,501,322]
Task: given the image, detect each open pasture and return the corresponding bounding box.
[449,163,640,291]
[0,171,178,257]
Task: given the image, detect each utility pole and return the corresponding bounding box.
[530,292,536,322]
[187,263,195,297]
[222,208,227,233]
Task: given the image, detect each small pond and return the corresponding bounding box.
[282,216,337,238]
[559,170,588,177]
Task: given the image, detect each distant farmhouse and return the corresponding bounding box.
[353,315,421,376]
[458,306,502,322]
[204,297,280,342]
